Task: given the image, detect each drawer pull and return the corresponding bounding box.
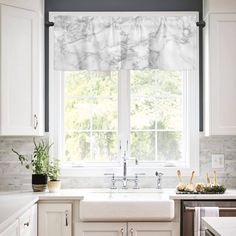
[130,228,134,236]
[65,211,68,227]
[24,222,29,227]
[34,114,38,130]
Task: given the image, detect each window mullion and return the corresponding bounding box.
[118,70,130,160]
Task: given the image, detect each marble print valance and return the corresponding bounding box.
[53,13,198,71]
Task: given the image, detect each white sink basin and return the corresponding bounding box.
[80,191,175,221]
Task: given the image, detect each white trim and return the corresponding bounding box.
[118,70,130,159]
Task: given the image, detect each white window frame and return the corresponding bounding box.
[49,11,199,177]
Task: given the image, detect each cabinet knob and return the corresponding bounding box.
[120,228,124,236]
[130,228,134,236]
[24,222,30,227]
[34,114,38,130]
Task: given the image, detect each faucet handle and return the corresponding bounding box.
[155,172,163,189]
[133,173,145,189]
[155,171,163,177]
[104,173,117,189]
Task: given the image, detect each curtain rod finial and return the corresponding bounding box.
[196,20,206,28]
[45,21,54,27]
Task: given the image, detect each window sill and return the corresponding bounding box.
[60,165,199,177]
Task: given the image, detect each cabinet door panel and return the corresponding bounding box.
[205,13,236,135]
[128,222,179,236]
[38,203,72,236]
[0,5,43,135]
[78,223,127,236]
[19,204,37,236]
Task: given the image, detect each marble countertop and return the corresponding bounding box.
[203,217,236,236]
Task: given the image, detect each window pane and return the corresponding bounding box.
[65,98,91,130]
[156,98,183,130]
[130,69,185,162]
[64,71,91,97]
[64,71,118,163]
[92,132,118,161]
[131,70,156,97]
[131,131,155,161]
[92,71,118,97]
[65,132,90,162]
[92,98,118,130]
[156,70,183,96]
[156,131,183,161]
[131,98,155,130]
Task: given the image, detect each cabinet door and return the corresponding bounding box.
[0,5,43,136]
[78,222,127,236]
[0,220,19,236]
[38,203,72,236]
[128,222,179,236]
[19,204,37,236]
[204,13,236,135]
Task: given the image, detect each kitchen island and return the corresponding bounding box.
[203,217,236,236]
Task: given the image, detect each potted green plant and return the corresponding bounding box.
[48,160,61,193]
[12,139,52,192]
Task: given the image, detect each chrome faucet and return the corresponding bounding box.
[105,152,145,189]
[122,151,128,189]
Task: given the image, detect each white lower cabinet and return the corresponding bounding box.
[128,222,179,236]
[0,220,19,236]
[19,204,37,236]
[78,222,179,236]
[0,204,37,236]
[78,222,127,236]
[38,203,72,236]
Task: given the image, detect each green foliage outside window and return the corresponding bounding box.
[64,70,184,163]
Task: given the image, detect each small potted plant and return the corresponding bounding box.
[12,139,52,192]
[48,160,61,193]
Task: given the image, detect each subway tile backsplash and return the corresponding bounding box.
[1,135,236,191]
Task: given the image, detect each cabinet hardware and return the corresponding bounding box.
[120,228,124,236]
[130,228,134,236]
[34,114,38,130]
[65,211,68,227]
[185,207,236,211]
[24,222,29,227]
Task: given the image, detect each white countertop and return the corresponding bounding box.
[1,188,236,233]
[169,189,236,200]
[0,195,39,232]
[0,190,84,232]
[203,217,236,236]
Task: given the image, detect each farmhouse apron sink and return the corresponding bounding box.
[80,191,175,221]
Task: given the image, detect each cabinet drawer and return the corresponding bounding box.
[19,204,37,236]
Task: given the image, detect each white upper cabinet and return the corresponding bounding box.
[204,0,236,135]
[0,1,44,136]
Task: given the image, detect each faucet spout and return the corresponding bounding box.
[122,151,128,189]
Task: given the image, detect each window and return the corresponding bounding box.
[49,12,199,176]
